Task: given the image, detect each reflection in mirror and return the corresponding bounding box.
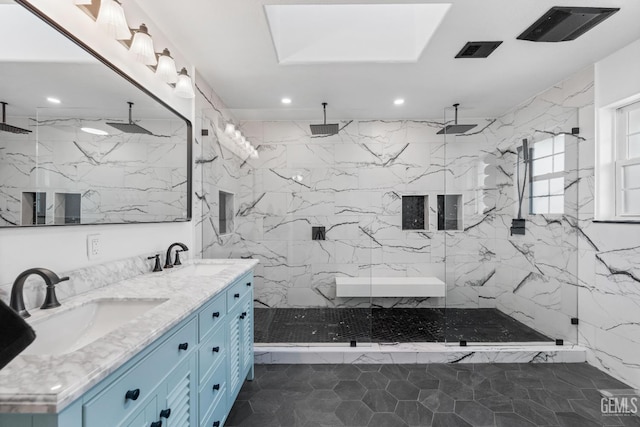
[0,1,191,226]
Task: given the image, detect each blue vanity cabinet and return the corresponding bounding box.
[0,269,255,427]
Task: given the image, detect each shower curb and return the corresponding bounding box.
[254,342,587,364]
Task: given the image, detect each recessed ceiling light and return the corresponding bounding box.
[281,98,292,104]
[394,99,405,105]
[81,127,109,136]
[47,97,61,104]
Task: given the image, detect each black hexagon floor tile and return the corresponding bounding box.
[225,363,636,427]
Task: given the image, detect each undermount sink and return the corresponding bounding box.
[166,264,232,277]
[23,298,167,356]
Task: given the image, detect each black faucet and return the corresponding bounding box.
[164,242,188,269]
[148,254,163,272]
[9,268,70,318]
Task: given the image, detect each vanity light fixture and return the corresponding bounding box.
[394,98,405,105]
[129,24,157,66]
[174,68,195,98]
[96,0,131,41]
[281,98,292,104]
[46,97,61,104]
[225,123,236,135]
[221,122,260,160]
[81,127,109,136]
[155,48,178,84]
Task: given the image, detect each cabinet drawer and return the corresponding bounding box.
[226,276,252,312]
[201,394,228,427]
[84,318,197,427]
[199,361,227,421]
[198,294,226,341]
[198,325,226,382]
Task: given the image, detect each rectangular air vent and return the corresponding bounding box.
[455,41,502,58]
[517,7,619,42]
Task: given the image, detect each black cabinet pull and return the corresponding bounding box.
[160,408,171,419]
[213,422,220,427]
[246,282,251,287]
[234,293,240,299]
[212,311,220,318]
[239,313,245,320]
[212,346,220,353]
[213,384,220,391]
[125,388,140,401]
[150,422,162,427]
[178,342,188,351]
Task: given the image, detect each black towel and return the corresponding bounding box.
[0,299,35,370]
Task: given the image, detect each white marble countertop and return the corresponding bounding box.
[0,258,258,414]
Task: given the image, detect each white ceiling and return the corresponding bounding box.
[136,0,640,121]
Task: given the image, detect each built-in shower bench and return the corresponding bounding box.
[335,276,446,298]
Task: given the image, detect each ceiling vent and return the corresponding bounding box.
[517,7,619,42]
[455,41,503,58]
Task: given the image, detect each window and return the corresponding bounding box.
[615,101,640,216]
[529,135,565,214]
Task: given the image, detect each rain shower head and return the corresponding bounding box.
[437,103,477,135]
[0,102,31,134]
[310,103,339,136]
[106,102,152,135]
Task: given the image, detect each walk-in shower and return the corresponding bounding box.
[199,101,580,349]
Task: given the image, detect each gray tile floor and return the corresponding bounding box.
[226,363,640,427]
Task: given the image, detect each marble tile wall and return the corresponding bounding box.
[0,116,187,225]
[193,74,250,261]
[483,69,588,345]
[200,117,498,309]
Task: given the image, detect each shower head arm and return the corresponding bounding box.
[322,102,328,125]
[453,103,459,125]
[128,102,134,124]
[1,102,6,124]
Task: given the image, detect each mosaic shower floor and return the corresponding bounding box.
[254,308,551,344]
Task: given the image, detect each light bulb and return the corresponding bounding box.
[225,123,235,135]
[96,0,130,40]
[174,68,195,99]
[130,24,157,66]
[156,48,177,84]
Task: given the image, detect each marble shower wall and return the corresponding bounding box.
[0,116,187,225]
[200,118,498,309]
[485,68,590,344]
[193,74,250,261]
[486,65,640,387]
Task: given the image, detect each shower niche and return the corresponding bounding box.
[402,195,428,230]
[219,190,234,234]
[437,194,463,231]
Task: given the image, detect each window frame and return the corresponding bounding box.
[614,101,640,218]
[528,135,566,215]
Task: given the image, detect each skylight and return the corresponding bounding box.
[264,3,451,64]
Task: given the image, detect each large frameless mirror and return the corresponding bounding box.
[0,0,192,227]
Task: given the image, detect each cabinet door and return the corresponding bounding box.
[162,356,197,427]
[227,305,242,405]
[240,297,253,377]
[123,396,158,427]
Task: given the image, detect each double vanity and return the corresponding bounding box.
[0,258,257,427]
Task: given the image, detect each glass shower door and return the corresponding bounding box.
[443,105,579,346]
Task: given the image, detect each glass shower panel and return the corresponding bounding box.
[443,105,579,346]
[203,117,375,347]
